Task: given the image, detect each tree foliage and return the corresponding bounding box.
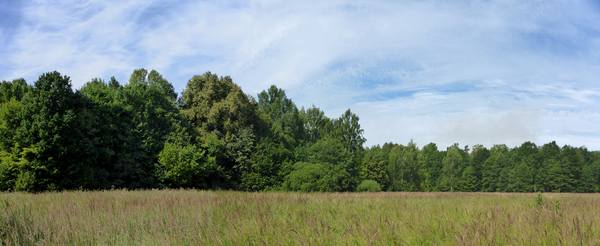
[1,70,599,193]
[6,72,98,191]
[356,180,381,192]
[282,162,353,192]
[441,144,466,192]
[178,72,259,188]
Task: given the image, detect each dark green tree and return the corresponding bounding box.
[540,141,561,160]
[581,160,600,192]
[547,158,567,192]
[418,143,443,191]
[282,162,353,192]
[482,144,511,192]
[514,141,538,164]
[461,165,478,192]
[240,139,294,191]
[440,144,466,192]
[79,69,181,189]
[469,144,490,191]
[560,145,584,192]
[536,141,562,191]
[508,160,533,192]
[9,72,100,191]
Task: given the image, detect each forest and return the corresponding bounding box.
[1,69,599,193]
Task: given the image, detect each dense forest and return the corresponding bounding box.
[1,70,599,192]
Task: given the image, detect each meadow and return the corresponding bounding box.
[1,190,599,245]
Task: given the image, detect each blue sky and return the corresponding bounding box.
[1,0,600,150]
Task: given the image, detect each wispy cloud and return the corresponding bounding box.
[1,0,599,149]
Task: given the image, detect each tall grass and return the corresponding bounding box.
[1,190,599,245]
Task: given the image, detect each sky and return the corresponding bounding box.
[1,0,599,150]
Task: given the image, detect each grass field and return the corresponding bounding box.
[1,190,599,245]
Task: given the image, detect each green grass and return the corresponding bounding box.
[1,190,599,245]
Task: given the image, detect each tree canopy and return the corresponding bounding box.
[1,70,599,193]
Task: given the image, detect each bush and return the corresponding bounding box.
[282,162,353,192]
[156,142,217,189]
[356,180,381,192]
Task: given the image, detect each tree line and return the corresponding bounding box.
[1,70,599,192]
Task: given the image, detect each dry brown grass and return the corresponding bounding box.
[1,190,599,245]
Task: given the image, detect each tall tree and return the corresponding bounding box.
[179,72,259,187]
[179,72,257,142]
[560,145,584,192]
[508,161,533,192]
[257,85,304,146]
[360,151,388,190]
[418,143,443,191]
[296,137,355,174]
[469,144,490,191]
[300,105,330,143]
[129,68,176,101]
[461,166,478,192]
[536,141,562,191]
[388,140,421,191]
[540,141,561,160]
[0,78,30,104]
[441,144,466,192]
[388,145,405,191]
[9,72,100,191]
[80,70,181,189]
[514,141,538,164]
[547,158,567,192]
[581,159,600,192]
[330,109,366,154]
[0,99,26,190]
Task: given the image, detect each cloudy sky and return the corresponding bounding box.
[1,0,599,150]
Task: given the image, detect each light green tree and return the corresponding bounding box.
[300,105,330,143]
[388,140,421,191]
[257,85,304,146]
[330,109,366,154]
[360,151,388,189]
[441,145,465,192]
[179,72,259,187]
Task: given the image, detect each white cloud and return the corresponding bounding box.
[2,0,600,150]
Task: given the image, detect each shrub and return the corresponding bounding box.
[356,180,381,192]
[282,162,353,192]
